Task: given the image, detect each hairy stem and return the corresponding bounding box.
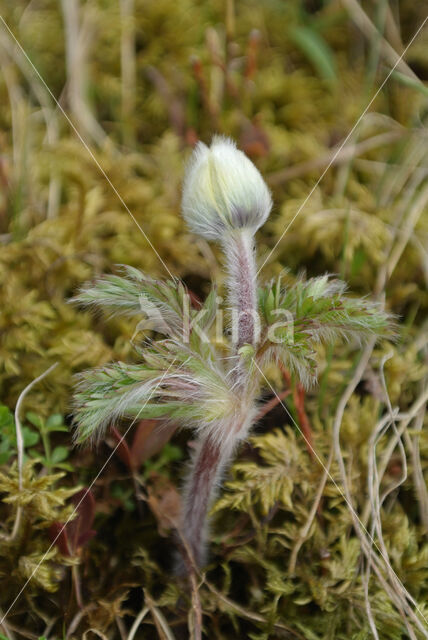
[177,231,259,572]
[178,423,243,572]
[223,229,258,349]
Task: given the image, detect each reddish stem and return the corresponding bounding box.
[244,29,261,81]
[279,364,314,459]
[294,383,314,459]
[256,388,291,420]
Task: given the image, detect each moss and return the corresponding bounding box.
[0,0,427,637]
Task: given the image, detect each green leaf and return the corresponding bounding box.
[197,285,217,330]
[265,289,275,319]
[0,451,12,465]
[0,405,14,429]
[27,450,44,460]
[289,26,337,85]
[238,344,256,360]
[26,411,43,429]
[161,443,182,462]
[23,427,40,447]
[46,414,66,431]
[49,425,69,433]
[391,70,428,97]
[351,247,367,277]
[51,446,69,464]
[53,462,74,472]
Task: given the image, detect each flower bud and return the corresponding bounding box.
[182,136,272,240]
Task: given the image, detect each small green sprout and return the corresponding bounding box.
[0,405,71,472]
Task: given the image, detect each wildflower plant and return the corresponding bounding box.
[72,136,392,573]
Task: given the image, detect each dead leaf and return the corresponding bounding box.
[147,476,181,536]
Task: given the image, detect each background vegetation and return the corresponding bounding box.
[0,0,427,638]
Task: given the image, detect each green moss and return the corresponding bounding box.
[0,0,427,637]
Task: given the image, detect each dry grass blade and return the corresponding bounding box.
[144,590,176,640]
[0,606,16,640]
[267,129,404,186]
[405,404,428,534]
[120,0,136,147]
[0,363,58,543]
[60,0,107,146]
[288,448,333,575]
[342,0,421,81]
[126,605,149,640]
[332,340,428,639]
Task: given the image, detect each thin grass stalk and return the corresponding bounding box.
[333,342,428,637]
[405,405,428,534]
[120,0,136,147]
[60,0,106,146]
[0,26,61,219]
[342,0,421,82]
[0,363,58,543]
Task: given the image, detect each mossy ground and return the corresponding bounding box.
[0,1,427,638]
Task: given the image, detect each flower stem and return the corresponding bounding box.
[223,229,258,349]
[177,426,241,572]
[177,231,259,573]
[178,435,221,570]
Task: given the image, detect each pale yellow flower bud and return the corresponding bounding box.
[182,136,272,240]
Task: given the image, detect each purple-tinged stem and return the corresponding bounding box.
[177,418,248,573]
[177,231,259,573]
[178,435,222,571]
[223,230,258,349]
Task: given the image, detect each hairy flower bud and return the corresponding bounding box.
[182,136,272,240]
